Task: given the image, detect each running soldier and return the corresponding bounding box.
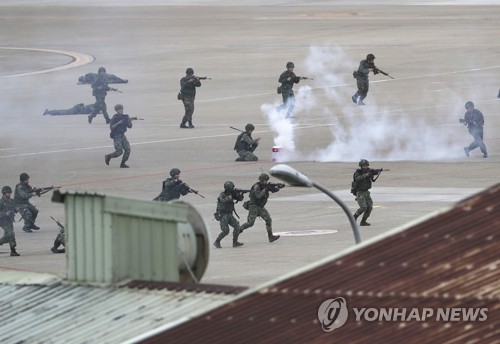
[239,173,283,243]
[0,186,20,256]
[352,53,378,105]
[234,124,260,161]
[213,181,244,248]
[88,67,112,124]
[352,159,383,226]
[105,104,136,168]
[461,101,488,158]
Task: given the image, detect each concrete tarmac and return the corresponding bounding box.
[0,3,498,287]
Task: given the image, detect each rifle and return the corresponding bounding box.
[373,67,394,79]
[368,168,390,182]
[230,126,244,133]
[32,186,60,197]
[50,216,65,231]
[197,76,212,80]
[109,87,123,93]
[232,188,251,203]
[300,76,314,80]
[129,116,144,121]
[180,183,205,198]
[267,182,285,193]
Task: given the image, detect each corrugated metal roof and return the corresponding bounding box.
[0,272,244,344]
[142,183,500,344]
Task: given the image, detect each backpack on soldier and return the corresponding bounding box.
[350,172,358,196]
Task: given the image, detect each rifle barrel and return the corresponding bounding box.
[230,126,244,133]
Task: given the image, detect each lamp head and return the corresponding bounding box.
[269,164,313,187]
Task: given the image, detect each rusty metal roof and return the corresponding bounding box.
[141,183,500,344]
[0,271,245,344]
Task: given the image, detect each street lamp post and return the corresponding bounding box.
[269,164,362,244]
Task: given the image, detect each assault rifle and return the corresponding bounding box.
[50,216,65,231]
[196,76,212,80]
[31,186,60,197]
[299,76,314,80]
[230,126,261,143]
[372,67,394,79]
[109,87,123,93]
[180,183,205,198]
[232,188,251,203]
[367,168,390,182]
[267,182,285,193]
[129,116,144,121]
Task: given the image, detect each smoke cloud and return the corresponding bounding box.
[262,45,464,162]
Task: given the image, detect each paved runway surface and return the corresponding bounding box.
[0,2,498,287]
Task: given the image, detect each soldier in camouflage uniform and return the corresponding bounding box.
[43,103,95,116]
[234,124,260,161]
[352,53,377,106]
[213,181,244,248]
[277,62,302,118]
[353,159,379,226]
[0,186,20,256]
[105,104,133,168]
[88,67,112,124]
[239,173,281,243]
[462,101,488,158]
[14,173,40,233]
[154,168,190,202]
[179,67,202,129]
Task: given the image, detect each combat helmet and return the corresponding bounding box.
[114,104,124,111]
[286,62,295,68]
[359,159,370,167]
[186,67,194,75]
[20,172,30,182]
[258,173,270,182]
[98,66,106,73]
[2,186,12,194]
[224,181,235,191]
[245,123,255,132]
[465,101,474,110]
[170,168,181,177]
[366,54,375,61]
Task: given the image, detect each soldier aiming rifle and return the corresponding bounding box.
[351,159,390,226]
[153,168,204,202]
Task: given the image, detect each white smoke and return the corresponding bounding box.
[261,45,464,162]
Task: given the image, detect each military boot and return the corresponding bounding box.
[214,233,225,248]
[233,241,244,247]
[10,250,20,256]
[360,218,371,226]
[188,122,195,128]
[22,225,33,233]
[180,122,188,128]
[267,229,280,243]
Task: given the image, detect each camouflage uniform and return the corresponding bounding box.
[277,64,300,118]
[462,102,488,158]
[352,54,377,105]
[156,178,189,202]
[14,180,39,232]
[353,165,380,226]
[51,226,65,253]
[88,70,111,124]
[239,175,280,242]
[213,183,243,248]
[0,190,19,256]
[234,126,259,161]
[78,73,128,84]
[179,68,201,128]
[105,107,133,168]
[44,103,95,116]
